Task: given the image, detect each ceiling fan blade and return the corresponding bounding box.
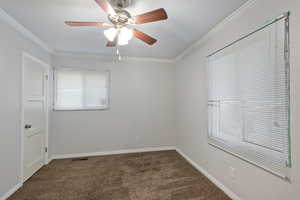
[65,21,111,27]
[133,29,157,45]
[106,41,116,47]
[134,8,168,24]
[94,0,116,16]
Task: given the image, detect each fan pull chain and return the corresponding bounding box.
[116,47,122,61]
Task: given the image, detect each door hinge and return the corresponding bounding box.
[45,147,48,153]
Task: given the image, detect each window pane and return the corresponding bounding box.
[55,69,110,110]
[84,71,109,107]
[219,102,243,142]
[56,71,83,108]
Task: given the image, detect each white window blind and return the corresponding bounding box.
[207,14,291,178]
[54,69,110,111]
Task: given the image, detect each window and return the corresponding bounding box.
[207,14,291,178]
[54,69,110,111]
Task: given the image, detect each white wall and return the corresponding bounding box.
[0,19,51,198]
[51,55,176,156]
[175,0,300,199]
[2,0,300,199]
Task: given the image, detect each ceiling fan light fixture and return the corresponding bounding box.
[104,27,118,41]
[117,39,129,46]
[118,27,133,45]
[104,27,133,46]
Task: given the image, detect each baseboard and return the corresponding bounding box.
[175,148,242,200]
[0,156,53,200]
[0,183,22,200]
[46,157,53,164]
[52,146,176,160]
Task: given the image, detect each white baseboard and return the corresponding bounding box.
[46,157,53,164]
[52,146,176,160]
[175,148,242,200]
[0,183,22,200]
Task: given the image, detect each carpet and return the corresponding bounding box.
[9,150,231,200]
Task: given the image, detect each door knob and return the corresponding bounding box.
[25,124,32,129]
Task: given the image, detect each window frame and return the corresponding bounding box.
[206,12,291,180]
[53,67,111,111]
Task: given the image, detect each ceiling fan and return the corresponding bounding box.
[65,0,168,48]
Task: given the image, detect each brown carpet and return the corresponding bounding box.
[9,150,231,200]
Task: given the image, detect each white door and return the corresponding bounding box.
[22,54,48,181]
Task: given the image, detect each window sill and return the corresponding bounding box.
[208,136,291,182]
[53,107,110,112]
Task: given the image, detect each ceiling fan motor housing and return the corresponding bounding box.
[108,8,132,26]
[109,0,131,8]
[108,0,132,26]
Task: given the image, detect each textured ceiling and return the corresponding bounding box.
[0,0,248,59]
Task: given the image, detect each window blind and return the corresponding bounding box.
[54,69,110,110]
[207,14,290,178]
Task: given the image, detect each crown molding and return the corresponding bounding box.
[53,51,176,64]
[174,0,257,62]
[122,56,175,63]
[0,8,54,54]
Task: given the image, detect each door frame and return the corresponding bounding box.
[20,52,51,183]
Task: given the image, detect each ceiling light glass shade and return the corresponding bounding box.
[119,27,133,41]
[117,38,129,46]
[118,27,133,46]
[104,28,118,42]
[104,27,133,45]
